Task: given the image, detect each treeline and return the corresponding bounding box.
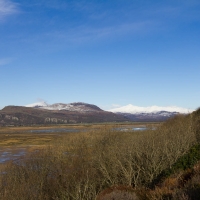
[0,109,200,199]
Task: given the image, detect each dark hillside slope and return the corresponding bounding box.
[0,106,128,126]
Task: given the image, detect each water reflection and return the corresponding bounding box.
[0,148,26,164]
[0,126,155,164]
[132,127,147,131]
[114,127,148,131]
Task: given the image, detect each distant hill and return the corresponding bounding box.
[0,103,128,126]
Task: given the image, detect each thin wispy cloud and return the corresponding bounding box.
[30,1,173,46]
[37,98,47,103]
[0,0,19,20]
[4,1,199,52]
[46,20,156,46]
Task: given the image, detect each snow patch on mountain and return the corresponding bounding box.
[25,102,102,112]
[108,104,194,114]
[25,101,48,108]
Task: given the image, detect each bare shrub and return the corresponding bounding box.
[0,115,197,199]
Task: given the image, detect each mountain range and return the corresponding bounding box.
[108,104,193,114]
[0,102,194,126]
[108,104,194,122]
[0,102,127,126]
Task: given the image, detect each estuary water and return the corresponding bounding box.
[0,129,82,164]
[0,148,26,164]
[0,126,150,164]
[114,127,148,131]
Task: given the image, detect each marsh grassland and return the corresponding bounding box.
[0,115,199,200]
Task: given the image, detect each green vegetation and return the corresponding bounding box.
[0,113,199,199]
[193,108,200,143]
[164,144,200,175]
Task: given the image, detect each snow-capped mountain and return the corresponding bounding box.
[25,102,103,112]
[108,104,194,114]
[26,101,49,108]
[108,104,194,122]
[0,103,127,126]
[24,102,195,122]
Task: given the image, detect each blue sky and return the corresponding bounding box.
[0,0,200,110]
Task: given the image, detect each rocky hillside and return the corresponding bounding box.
[0,104,128,126]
